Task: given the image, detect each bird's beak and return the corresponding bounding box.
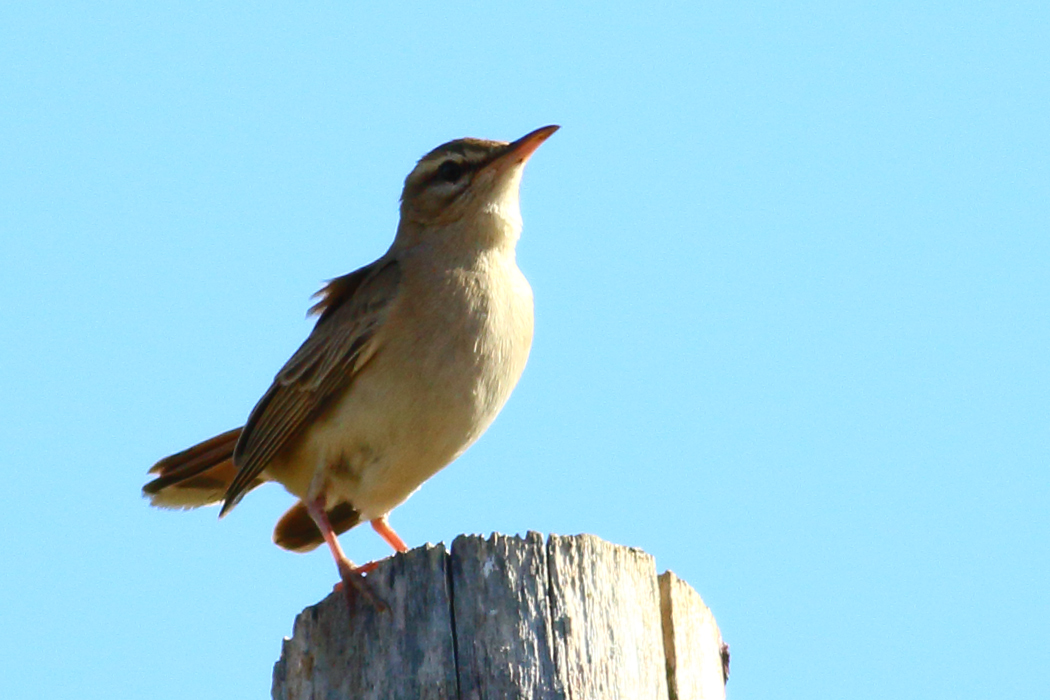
[487,125,560,172]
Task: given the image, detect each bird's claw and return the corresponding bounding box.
[335,561,388,612]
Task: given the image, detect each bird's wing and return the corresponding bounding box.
[220,256,401,515]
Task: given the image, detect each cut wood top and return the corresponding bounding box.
[272,533,726,700]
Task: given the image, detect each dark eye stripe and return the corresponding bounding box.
[435,160,465,183]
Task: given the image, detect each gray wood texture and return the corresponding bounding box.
[546,534,669,699]
[271,533,726,700]
[272,544,457,700]
[450,531,559,700]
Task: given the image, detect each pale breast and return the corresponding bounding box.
[282,250,534,519]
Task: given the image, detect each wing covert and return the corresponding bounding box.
[220,256,401,515]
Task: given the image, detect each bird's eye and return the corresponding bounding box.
[435,159,464,183]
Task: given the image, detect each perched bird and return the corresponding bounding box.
[144,125,558,602]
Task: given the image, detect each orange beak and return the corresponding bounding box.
[488,125,560,171]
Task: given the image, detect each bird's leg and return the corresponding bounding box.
[305,496,386,611]
[317,517,405,591]
[371,516,409,553]
[323,517,404,580]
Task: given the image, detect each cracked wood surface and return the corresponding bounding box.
[271,533,725,700]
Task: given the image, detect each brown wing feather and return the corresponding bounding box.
[307,265,376,321]
[219,257,401,515]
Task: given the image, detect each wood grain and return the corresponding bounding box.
[271,534,726,700]
[450,531,561,700]
[659,571,727,700]
[546,534,669,700]
[272,544,457,700]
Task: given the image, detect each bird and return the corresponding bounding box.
[143,125,558,603]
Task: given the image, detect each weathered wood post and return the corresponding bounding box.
[272,533,727,700]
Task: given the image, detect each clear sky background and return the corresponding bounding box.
[2,3,1047,698]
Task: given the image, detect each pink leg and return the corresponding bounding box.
[305,496,385,610]
[371,516,409,553]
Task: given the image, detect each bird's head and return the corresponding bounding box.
[396,125,558,250]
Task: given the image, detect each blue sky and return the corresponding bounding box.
[1,3,1047,698]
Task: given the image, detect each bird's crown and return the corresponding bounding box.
[401,138,510,207]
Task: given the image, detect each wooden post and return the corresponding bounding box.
[272,533,727,700]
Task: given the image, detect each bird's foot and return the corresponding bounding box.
[334,560,387,612]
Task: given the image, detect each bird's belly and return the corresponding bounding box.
[269,273,533,520]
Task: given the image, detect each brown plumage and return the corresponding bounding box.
[143,125,558,604]
[274,501,361,553]
[143,428,248,509]
[143,260,395,551]
[144,426,360,551]
[222,257,399,517]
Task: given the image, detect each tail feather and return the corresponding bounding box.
[273,500,361,552]
[143,428,266,509]
[147,427,242,477]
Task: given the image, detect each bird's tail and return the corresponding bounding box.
[143,428,264,509]
[273,500,361,553]
[143,427,360,553]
